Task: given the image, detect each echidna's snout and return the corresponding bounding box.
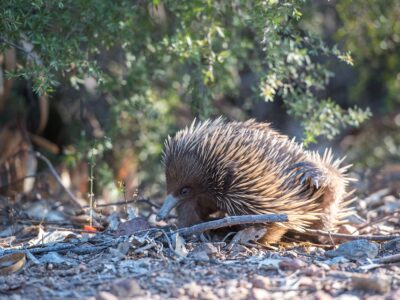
[156,194,180,221]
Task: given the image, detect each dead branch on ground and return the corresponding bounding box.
[173,214,289,237]
[305,228,400,242]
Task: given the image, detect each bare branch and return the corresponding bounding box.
[373,253,400,264]
[305,228,400,241]
[173,214,289,237]
[0,36,35,59]
[85,197,161,209]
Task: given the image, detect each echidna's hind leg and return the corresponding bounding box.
[310,176,346,233]
[301,157,349,237]
[286,156,349,242]
[259,224,288,244]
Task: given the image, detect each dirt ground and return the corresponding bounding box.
[0,182,399,300]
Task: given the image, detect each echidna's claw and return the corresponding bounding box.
[313,179,319,189]
[288,161,322,189]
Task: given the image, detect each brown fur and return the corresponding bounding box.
[162,118,354,244]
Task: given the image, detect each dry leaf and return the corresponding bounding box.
[227,225,267,250]
[172,233,188,257]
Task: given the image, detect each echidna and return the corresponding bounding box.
[157,118,354,244]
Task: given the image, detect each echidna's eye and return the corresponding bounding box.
[180,187,190,196]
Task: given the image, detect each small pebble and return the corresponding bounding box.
[251,288,271,300]
[386,289,400,300]
[251,275,271,289]
[325,239,378,260]
[351,274,391,294]
[111,278,144,298]
[335,294,360,300]
[279,257,307,270]
[184,282,203,298]
[199,290,219,300]
[383,237,400,251]
[96,291,118,300]
[314,291,333,300]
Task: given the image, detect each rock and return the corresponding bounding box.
[324,256,350,266]
[382,237,400,251]
[386,289,400,300]
[189,243,218,260]
[325,239,379,260]
[184,282,203,298]
[335,294,360,300]
[251,275,271,289]
[190,249,210,261]
[114,217,150,237]
[279,257,307,270]
[96,292,118,300]
[170,288,185,298]
[296,276,314,288]
[314,291,333,300]
[39,252,76,266]
[250,288,271,300]
[302,264,326,277]
[351,274,391,294]
[117,241,131,255]
[111,278,144,298]
[199,290,219,300]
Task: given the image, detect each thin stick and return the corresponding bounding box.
[122,181,128,216]
[88,151,95,227]
[84,197,161,209]
[305,228,400,241]
[173,214,288,236]
[0,36,35,60]
[355,210,400,233]
[373,253,400,264]
[2,243,76,255]
[1,238,122,256]
[34,152,82,210]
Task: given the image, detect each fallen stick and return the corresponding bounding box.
[2,243,77,255]
[304,228,400,241]
[373,253,400,264]
[84,197,161,209]
[355,209,400,233]
[1,239,121,256]
[173,214,288,237]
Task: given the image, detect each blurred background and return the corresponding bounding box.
[0,0,399,214]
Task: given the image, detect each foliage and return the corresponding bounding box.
[0,1,372,190]
[336,0,400,109]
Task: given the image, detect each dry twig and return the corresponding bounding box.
[373,253,400,264]
[85,197,161,209]
[355,209,400,233]
[305,228,400,241]
[173,214,288,237]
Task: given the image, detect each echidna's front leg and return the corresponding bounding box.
[175,200,204,228]
[176,198,219,228]
[259,224,288,245]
